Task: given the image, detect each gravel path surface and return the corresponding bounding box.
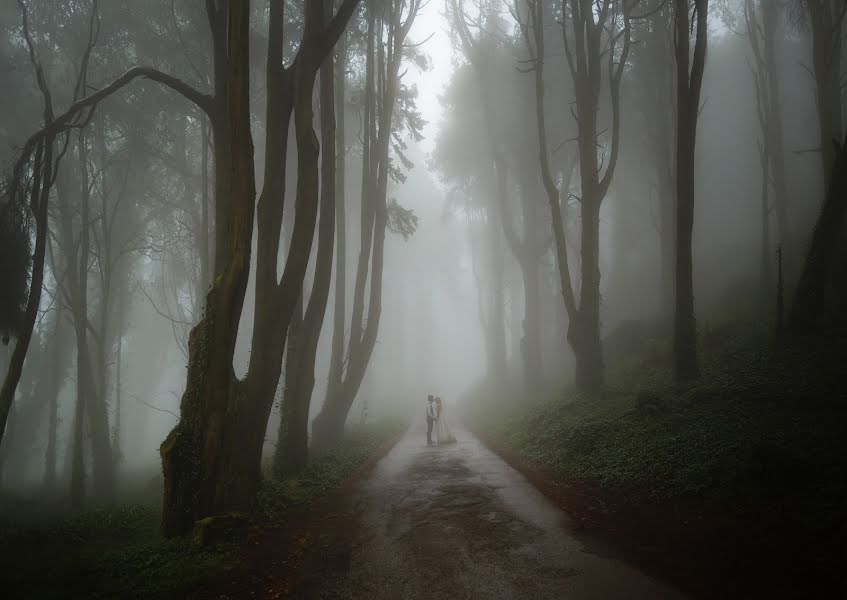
[285,424,686,600]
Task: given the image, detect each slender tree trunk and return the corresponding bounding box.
[649,13,677,321]
[313,0,416,450]
[200,118,211,293]
[313,3,379,451]
[328,31,348,405]
[759,152,772,302]
[70,346,86,508]
[44,302,65,490]
[276,296,304,476]
[79,132,115,503]
[479,93,509,383]
[569,68,605,393]
[673,0,708,382]
[520,256,543,384]
[488,211,508,379]
[275,24,338,476]
[658,174,675,319]
[523,0,631,394]
[114,325,122,459]
[761,1,791,251]
[522,0,579,381]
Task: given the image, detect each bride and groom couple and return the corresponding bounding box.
[425,394,456,446]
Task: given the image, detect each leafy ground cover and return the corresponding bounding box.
[0,418,406,599]
[464,320,847,596]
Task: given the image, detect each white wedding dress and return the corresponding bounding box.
[436,402,456,444]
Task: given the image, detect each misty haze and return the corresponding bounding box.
[0,0,845,598]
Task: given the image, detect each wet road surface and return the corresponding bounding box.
[288,424,686,599]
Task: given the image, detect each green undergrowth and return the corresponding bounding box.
[1,418,406,599]
[0,504,228,599]
[254,418,407,526]
[465,319,847,537]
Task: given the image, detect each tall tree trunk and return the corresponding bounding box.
[200,117,211,294]
[761,0,791,251]
[160,0,357,535]
[58,133,115,506]
[759,148,772,302]
[160,0,257,537]
[276,296,304,476]
[44,301,66,490]
[69,346,86,508]
[788,129,847,332]
[570,196,603,392]
[275,25,338,477]
[521,0,577,383]
[312,3,379,448]
[673,0,708,382]
[79,132,115,503]
[0,138,52,451]
[806,0,844,185]
[477,88,512,383]
[520,256,543,384]
[652,14,677,322]
[114,323,123,460]
[328,31,348,406]
[747,0,791,266]
[659,176,676,319]
[313,0,418,450]
[488,211,508,380]
[516,0,631,394]
[564,17,607,394]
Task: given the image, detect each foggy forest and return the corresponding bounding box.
[0,0,845,597]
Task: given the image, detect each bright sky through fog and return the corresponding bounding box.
[406,0,455,154]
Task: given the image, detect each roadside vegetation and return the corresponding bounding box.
[0,419,406,599]
[463,315,847,593]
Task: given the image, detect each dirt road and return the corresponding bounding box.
[278,424,685,599]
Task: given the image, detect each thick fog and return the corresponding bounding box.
[0,0,843,513]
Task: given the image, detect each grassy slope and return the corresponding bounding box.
[1,418,406,599]
[465,320,847,542]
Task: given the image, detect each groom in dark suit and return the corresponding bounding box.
[426,395,436,445]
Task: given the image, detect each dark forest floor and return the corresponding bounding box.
[463,320,847,598]
[0,419,405,599]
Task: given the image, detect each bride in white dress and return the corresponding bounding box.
[434,397,456,444]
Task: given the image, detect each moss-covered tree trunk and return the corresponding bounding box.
[160,0,359,535]
[160,0,256,537]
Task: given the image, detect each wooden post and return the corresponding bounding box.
[776,244,783,335]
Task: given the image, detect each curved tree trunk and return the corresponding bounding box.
[788,130,847,333]
[275,33,338,477]
[160,0,359,536]
[0,140,52,454]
